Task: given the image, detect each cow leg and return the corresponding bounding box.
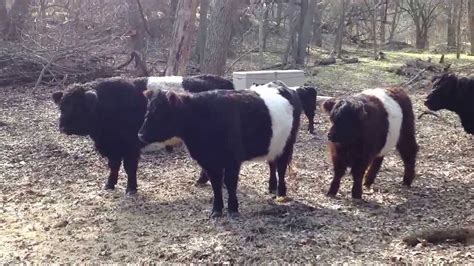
[195,168,209,186]
[276,154,292,197]
[224,163,241,218]
[397,135,418,187]
[363,156,384,188]
[327,157,347,197]
[207,167,224,218]
[123,152,139,195]
[350,160,370,199]
[268,161,277,194]
[104,156,121,190]
[307,113,315,134]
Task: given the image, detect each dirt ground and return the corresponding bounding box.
[0,80,473,263]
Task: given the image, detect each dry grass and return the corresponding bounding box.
[0,53,473,263]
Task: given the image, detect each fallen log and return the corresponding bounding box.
[403,227,474,246]
[315,56,336,66]
[341,57,359,64]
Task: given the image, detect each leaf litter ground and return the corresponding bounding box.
[0,78,472,263]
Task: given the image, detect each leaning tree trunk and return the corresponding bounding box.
[201,0,241,75]
[4,0,31,41]
[166,0,199,76]
[195,0,210,64]
[469,0,474,55]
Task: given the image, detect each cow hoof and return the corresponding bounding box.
[228,212,241,219]
[126,189,137,195]
[351,198,366,205]
[104,184,115,190]
[275,196,292,203]
[210,211,222,219]
[402,182,412,188]
[268,189,277,195]
[194,181,208,187]
[326,192,337,198]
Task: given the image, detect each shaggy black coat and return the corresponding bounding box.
[52,74,235,194]
[323,87,418,199]
[425,73,474,134]
[295,86,318,133]
[138,82,302,217]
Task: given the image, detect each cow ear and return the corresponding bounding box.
[167,92,181,107]
[52,91,63,105]
[322,98,336,113]
[84,90,98,110]
[358,105,368,120]
[144,89,153,99]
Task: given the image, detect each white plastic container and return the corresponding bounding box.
[232,70,305,90]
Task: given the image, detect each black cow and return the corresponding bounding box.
[425,73,474,134]
[138,81,302,217]
[294,86,318,134]
[52,75,234,194]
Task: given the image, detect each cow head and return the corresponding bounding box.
[138,89,183,145]
[425,73,458,111]
[52,86,98,136]
[323,97,366,145]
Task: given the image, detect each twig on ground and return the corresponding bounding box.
[402,68,426,86]
[418,109,457,129]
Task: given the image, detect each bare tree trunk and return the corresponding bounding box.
[166,0,199,76]
[446,1,457,48]
[196,0,210,64]
[313,0,323,47]
[379,0,388,44]
[404,0,439,50]
[126,0,154,76]
[295,0,316,65]
[276,0,283,29]
[127,0,146,53]
[282,0,298,65]
[367,0,379,59]
[456,0,464,59]
[334,0,348,58]
[0,0,8,38]
[4,0,31,41]
[201,0,241,75]
[258,4,269,67]
[415,25,429,49]
[262,5,270,50]
[388,0,400,43]
[469,0,474,55]
[169,0,178,24]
